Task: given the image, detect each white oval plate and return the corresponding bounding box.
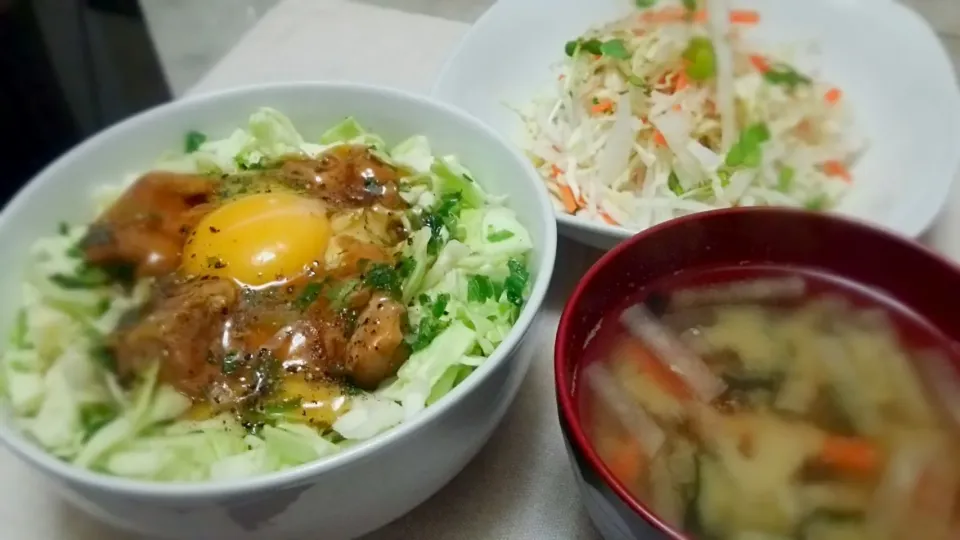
[433,0,960,249]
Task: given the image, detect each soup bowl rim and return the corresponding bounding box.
[553,206,960,539]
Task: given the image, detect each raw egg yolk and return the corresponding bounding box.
[182,192,330,286]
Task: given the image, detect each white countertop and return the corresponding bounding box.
[4,1,960,539]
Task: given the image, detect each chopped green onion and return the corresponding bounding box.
[467,275,496,303]
[222,351,242,374]
[762,65,812,90]
[504,258,529,308]
[486,229,515,243]
[80,402,119,441]
[184,130,207,153]
[600,39,631,60]
[362,263,403,299]
[668,171,685,196]
[682,37,716,81]
[294,282,324,310]
[777,167,795,192]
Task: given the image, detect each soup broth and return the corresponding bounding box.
[577,268,960,540]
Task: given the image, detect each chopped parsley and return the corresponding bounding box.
[599,39,631,60]
[762,64,812,90]
[294,282,325,310]
[668,171,685,196]
[406,294,451,352]
[221,351,242,374]
[80,402,119,441]
[362,263,403,298]
[184,130,207,153]
[504,258,530,308]
[565,38,603,57]
[725,123,770,168]
[467,275,496,303]
[50,264,111,289]
[805,195,829,211]
[396,257,416,279]
[486,229,515,243]
[262,396,303,415]
[423,192,464,255]
[90,343,117,372]
[682,37,716,81]
[777,166,795,192]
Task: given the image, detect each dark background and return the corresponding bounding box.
[0,0,170,202]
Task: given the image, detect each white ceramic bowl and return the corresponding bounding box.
[433,0,960,250]
[0,82,557,540]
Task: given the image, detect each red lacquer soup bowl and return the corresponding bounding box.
[554,207,960,540]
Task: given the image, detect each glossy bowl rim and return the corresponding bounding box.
[0,81,559,500]
[553,206,960,540]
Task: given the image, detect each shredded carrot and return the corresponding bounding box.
[822,160,852,182]
[819,435,882,476]
[674,70,690,92]
[600,211,619,226]
[640,8,757,25]
[606,438,645,485]
[620,338,692,400]
[557,184,579,214]
[550,164,564,178]
[729,9,760,25]
[824,87,843,105]
[653,130,668,147]
[749,55,771,74]
[640,7,687,24]
[577,194,587,207]
[671,104,683,112]
[591,99,614,114]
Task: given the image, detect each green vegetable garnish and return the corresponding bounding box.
[762,64,811,90]
[80,402,119,441]
[430,293,450,318]
[57,221,70,236]
[467,275,496,303]
[184,130,207,153]
[600,39,631,60]
[293,282,324,310]
[635,0,658,7]
[222,351,242,374]
[805,195,828,211]
[405,293,454,352]
[504,258,529,308]
[486,229,515,243]
[49,265,111,289]
[90,343,117,373]
[668,171,685,196]
[682,0,697,12]
[682,37,716,82]
[363,263,404,298]
[10,309,28,349]
[777,166,795,192]
[564,38,608,58]
[423,192,464,255]
[725,123,771,168]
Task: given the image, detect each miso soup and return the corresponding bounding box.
[578,269,960,540]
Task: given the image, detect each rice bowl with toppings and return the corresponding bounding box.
[517,0,864,230]
[1,107,536,483]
